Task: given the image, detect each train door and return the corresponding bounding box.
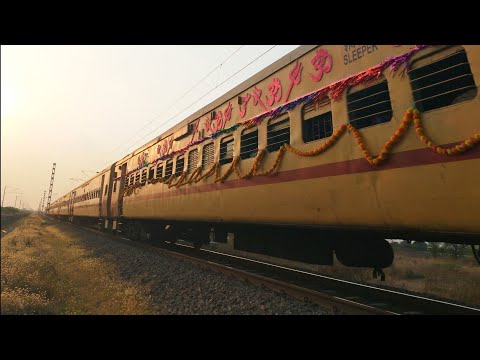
[109,163,127,219]
[99,174,105,217]
[68,191,75,222]
[106,164,116,221]
[117,163,127,217]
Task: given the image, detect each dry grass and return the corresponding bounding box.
[1,214,156,315]
[313,248,480,307]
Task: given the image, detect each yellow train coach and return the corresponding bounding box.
[47,45,480,270]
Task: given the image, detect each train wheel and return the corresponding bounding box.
[193,239,202,250]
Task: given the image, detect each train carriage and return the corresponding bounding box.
[47,45,480,270]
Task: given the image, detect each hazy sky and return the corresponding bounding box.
[1,45,300,209]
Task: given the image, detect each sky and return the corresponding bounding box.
[1,45,300,209]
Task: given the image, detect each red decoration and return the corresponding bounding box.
[137,152,149,166]
[224,102,233,123]
[309,48,333,82]
[251,86,267,112]
[284,60,303,102]
[157,136,174,157]
[265,78,283,107]
[239,93,251,118]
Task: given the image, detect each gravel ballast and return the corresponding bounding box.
[66,222,330,315]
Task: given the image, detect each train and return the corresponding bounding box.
[46,45,480,271]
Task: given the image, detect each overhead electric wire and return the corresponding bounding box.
[102,45,278,167]
[102,45,245,165]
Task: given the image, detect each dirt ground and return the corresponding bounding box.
[1,214,155,314]
[313,248,480,307]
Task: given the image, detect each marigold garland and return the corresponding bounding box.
[254,146,286,176]
[234,149,266,179]
[168,172,187,188]
[182,167,202,186]
[123,107,480,197]
[413,109,480,155]
[194,163,218,183]
[284,125,347,157]
[347,108,414,166]
[215,157,239,183]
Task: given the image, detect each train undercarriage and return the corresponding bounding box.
[49,214,480,279]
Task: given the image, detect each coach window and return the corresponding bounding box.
[220,136,234,165]
[302,99,333,143]
[409,46,477,112]
[148,166,155,180]
[188,149,199,173]
[156,162,163,179]
[141,168,147,183]
[202,142,214,168]
[267,116,290,152]
[240,127,258,159]
[347,75,392,129]
[175,156,185,177]
[164,160,173,180]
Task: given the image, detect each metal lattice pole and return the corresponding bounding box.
[46,163,56,211]
[41,191,46,212]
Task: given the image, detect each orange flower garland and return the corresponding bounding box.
[347,108,414,166]
[254,146,286,176]
[284,125,347,157]
[168,172,187,188]
[123,107,480,197]
[413,109,480,155]
[194,163,218,183]
[163,173,175,187]
[234,149,266,179]
[215,157,239,183]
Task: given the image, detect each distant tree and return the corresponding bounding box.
[444,243,468,258]
[399,240,412,248]
[412,241,428,252]
[428,242,441,257]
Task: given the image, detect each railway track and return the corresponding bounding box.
[48,216,480,315]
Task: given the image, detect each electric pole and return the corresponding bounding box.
[46,163,56,211]
[41,191,46,212]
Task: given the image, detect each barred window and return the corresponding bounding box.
[175,156,184,177]
[135,171,140,184]
[347,77,392,129]
[156,163,163,179]
[409,47,477,112]
[202,142,214,168]
[164,160,173,179]
[267,117,290,152]
[141,169,147,183]
[148,166,155,180]
[188,149,199,173]
[129,174,134,186]
[220,136,234,165]
[240,127,258,159]
[302,100,333,143]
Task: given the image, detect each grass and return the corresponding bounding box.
[312,248,480,307]
[1,214,156,315]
